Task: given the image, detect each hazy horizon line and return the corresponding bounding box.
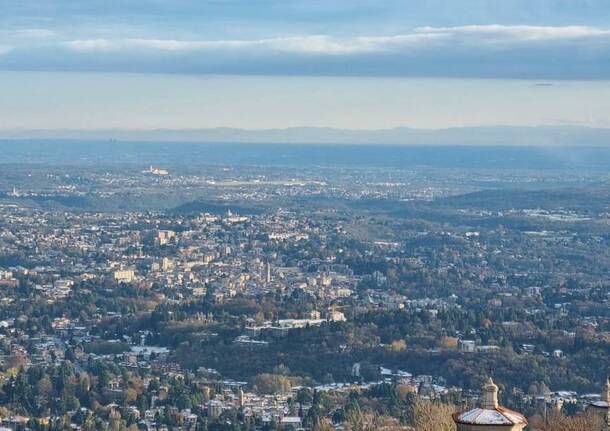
[2,124,610,133]
[3,124,610,148]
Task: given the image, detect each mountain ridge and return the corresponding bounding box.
[2,125,610,146]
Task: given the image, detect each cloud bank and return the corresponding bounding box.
[2,25,610,78]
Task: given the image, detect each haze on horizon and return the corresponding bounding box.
[2,0,610,132]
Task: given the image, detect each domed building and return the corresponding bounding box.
[587,379,610,430]
[453,378,527,431]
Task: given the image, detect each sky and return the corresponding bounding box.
[2,0,610,131]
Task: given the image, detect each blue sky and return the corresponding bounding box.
[1,0,610,130]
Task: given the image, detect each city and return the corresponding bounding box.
[3,1,610,430]
[0,150,608,429]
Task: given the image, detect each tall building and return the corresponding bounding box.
[207,400,223,419]
[114,269,136,283]
[453,378,527,431]
[265,261,271,284]
[157,230,176,245]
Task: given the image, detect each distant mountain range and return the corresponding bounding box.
[2,126,610,146]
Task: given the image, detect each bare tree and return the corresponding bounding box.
[408,399,457,431]
[345,409,413,431]
[529,412,602,431]
[313,418,335,431]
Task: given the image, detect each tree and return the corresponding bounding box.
[35,377,53,398]
[388,340,407,352]
[296,388,313,405]
[252,373,292,394]
[530,412,602,431]
[345,408,411,431]
[439,337,458,349]
[408,400,456,431]
[313,419,334,431]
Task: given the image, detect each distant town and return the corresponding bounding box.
[0,151,608,430]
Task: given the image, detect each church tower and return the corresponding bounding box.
[453,378,527,431]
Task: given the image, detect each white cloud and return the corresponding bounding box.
[62,36,373,55]
[415,25,610,41]
[62,33,449,55]
[5,24,610,79]
[12,28,56,39]
[1,29,56,43]
[60,25,610,57]
[63,39,116,51]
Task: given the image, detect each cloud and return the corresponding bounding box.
[415,25,610,41]
[3,25,610,79]
[1,29,56,43]
[59,25,610,56]
[63,33,448,55]
[11,29,56,39]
